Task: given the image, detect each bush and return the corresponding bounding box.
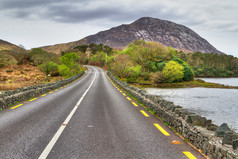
[0,52,18,67]
[142,72,151,80]
[29,48,59,66]
[6,70,13,73]
[151,72,164,83]
[110,54,134,78]
[38,62,59,76]
[163,61,184,83]
[172,57,194,81]
[145,61,157,72]
[59,52,82,77]
[157,62,166,71]
[58,64,72,78]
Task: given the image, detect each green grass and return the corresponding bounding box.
[184,139,189,143]
[150,110,156,115]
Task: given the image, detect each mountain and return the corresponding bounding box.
[0,39,26,51]
[41,17,223,54]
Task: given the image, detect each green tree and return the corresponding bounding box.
[125,40,172,72]
[59,52,81,77]
[110,54,134,78]
[172,57,194,81]
[156,62,166,71]
[163,61,184,83]
[58,65,72,77]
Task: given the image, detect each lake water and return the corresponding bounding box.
[200,78,238,87]
[146,87,238,130]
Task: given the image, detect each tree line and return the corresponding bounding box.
[177,52,238,77]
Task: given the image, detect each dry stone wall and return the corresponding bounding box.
[0,71,85,110]
[107,71,238,159]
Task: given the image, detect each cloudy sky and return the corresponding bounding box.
[0,0,238,57]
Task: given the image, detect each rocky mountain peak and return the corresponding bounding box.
[41,17,224,54]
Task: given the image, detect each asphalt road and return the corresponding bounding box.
[0,66,205,159]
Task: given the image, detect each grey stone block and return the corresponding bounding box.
[207,124,219,131]
[215,123,232,137]
[233,139,238,150]
[222,131,233,145]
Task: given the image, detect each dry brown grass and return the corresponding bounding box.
[0,82,30,91]
[0,65,63,92]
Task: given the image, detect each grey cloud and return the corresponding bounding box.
[0,0,237,33]
[0,0,55,9]
[0,0,96,10]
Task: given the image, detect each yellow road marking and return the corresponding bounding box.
[29,98,37,101]
[54,89,59,91]
[49,91,54,93]
[10,104,23,109]
[132,102,138,107]
[119,90,122,93]
[41,94,47,97]
[60,87,63,89]
[127,97,131,101]
[183,151,197,159]
[140,110,149,117]
[122,93,126,96]
[154,123,170,136]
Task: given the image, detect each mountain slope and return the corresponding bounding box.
[0,39,25,51]
[41,17,223,54]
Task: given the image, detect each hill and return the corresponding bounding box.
[40,17,223,55]
[0,39,25,52]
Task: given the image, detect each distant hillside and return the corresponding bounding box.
[0,39,26,51]
[40,17,223,55]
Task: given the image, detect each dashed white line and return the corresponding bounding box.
[38,72,97,159]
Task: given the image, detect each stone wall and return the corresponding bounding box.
[107,71,238,159]
[0,71,85,110]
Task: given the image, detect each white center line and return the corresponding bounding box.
[38,72,97,159]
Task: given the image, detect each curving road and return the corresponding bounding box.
[0,66,205,159]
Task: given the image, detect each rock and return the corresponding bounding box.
[233,139,238,150]
[215,123,231,137]
[203,119,212,127]
[233,133,238,140]
[186,114,207,126]
[220,148,228,157]
[207,124,218,131]
[222,131,233,145]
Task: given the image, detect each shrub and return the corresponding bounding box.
[58,64,73,78]
[151,72,164,84]
[172,57,194,81]
[29,48,59,66]
[6,70,13,73]
[163,61,184,83]
[59,52,81,77]
[157,62,166,71]
[38,62,58,76]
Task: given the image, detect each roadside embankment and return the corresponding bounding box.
[107,71,238,159]
[0,71,86,110]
